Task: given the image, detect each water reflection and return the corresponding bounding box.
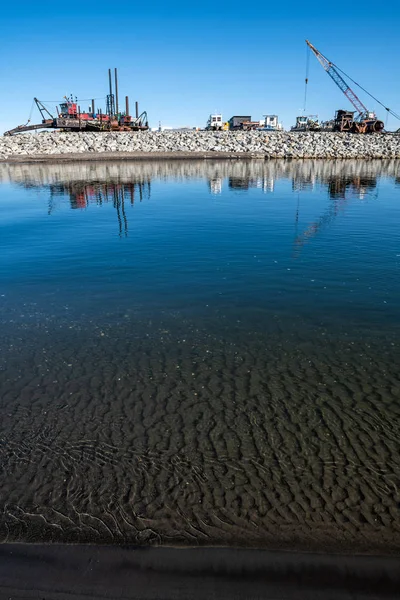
[1,159,399,198]
[227,176,275,192]
[1,159,400,551]
[51,181,151,210]
[48,180,151,236]
[293,194,347,256]
[0,159,398,239]
[208,177,222,195]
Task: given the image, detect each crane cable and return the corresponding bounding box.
[40,96,106,103]
[332,63,400,121]
[22,98,35,127]
[37,99,56,118]
[303,45,310,113]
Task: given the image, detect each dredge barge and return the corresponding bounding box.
[5,69,149,136]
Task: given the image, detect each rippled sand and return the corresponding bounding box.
[1,309,399,553]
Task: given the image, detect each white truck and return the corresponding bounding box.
[206,114,223,131]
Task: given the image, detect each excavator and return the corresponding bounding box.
[305,40,385,133]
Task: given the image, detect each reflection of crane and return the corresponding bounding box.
[305,40,384,133]
[292,175,378,257]
[293,198,346,258]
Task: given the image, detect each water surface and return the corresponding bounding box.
[0,159,399,552]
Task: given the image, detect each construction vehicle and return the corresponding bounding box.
[206,114,223,131]
[241,120,263,131]
[228,116,251,130]
[291,115,321,132]
[258,115,283,131]
[4,69,149,136]
[305,40,384,133]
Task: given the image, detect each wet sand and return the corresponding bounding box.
[1,543,399,599]
[1,312,399,554]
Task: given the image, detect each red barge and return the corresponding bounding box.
[5,68,149,136]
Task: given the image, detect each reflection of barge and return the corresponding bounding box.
[52,181,151,210]
[4,69,149,136]
[49,180,151,237]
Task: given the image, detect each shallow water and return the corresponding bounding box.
[0,159,399,552]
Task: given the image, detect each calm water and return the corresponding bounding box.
[0,159,399,552]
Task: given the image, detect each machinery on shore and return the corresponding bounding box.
[258,115,283,131]
[209,114,283,131]
[291,115,321,132]
[206,114,224,131]
[304,40,384,133]
[4,69,149,136]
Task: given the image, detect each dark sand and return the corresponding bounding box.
[1,544,399,599]
[1,311,399,554]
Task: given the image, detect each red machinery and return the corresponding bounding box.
[4,69,148,135]
[57,96,110,122]
[305,40,384,133]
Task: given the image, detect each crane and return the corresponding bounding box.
[305,40,384,133]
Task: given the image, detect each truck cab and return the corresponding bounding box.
[206,114,223,131]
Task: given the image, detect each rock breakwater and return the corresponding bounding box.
[1,130,400,160]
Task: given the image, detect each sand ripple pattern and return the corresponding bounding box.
[0,315,399,552]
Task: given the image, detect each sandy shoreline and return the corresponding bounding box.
[1,149,400,163]
[0,543,399,599]
[0,151,265,163]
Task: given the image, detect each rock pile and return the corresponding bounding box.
[1,130,400,160]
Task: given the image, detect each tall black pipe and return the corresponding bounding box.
[125,96,129,116]
[135,101,139,119]
[114,68,119,116]
[108,69,113,116]
[92,99,95,115]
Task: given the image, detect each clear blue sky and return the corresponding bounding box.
[1,0,399,132]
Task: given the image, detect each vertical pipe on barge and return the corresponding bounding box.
[125,96,129,116]
[108,68,113,116]
[92,99,95,116]
[114,68,119,117]
[135,101,139,119]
